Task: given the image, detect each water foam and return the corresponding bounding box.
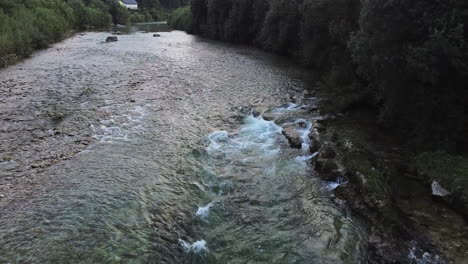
[92,105,146,144]
[322,175,348,191]
[179,239,209,255]
[295,151,319,163]
[408,243,444,264]
[196,202,215,221]
[204,116,283,161]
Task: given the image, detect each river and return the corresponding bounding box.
[0,24,366,263]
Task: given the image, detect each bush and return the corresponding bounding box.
[169,6,191,30]
[84,6,112,28]
[108,0,129,25]
[0,0,129,67]
[130,12,146,23]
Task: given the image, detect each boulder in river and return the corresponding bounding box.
[153,34,161,37]
[106,36,118,42]
[281,127,302,149]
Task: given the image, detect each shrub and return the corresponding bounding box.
[0,0,130,67]
[85,6,112,28]
[169,6,191,30]
[130,12,146,23]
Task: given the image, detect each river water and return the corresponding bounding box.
[0,24,366,263]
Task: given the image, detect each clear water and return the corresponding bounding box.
[0,25,365,263]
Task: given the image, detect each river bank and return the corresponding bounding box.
[302,89,468,263]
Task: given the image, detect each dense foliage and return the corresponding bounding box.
[0,0,189,66]
[168,6,191,30]
[189,0,468,152]
[134,0,188,22]
[0,0,129,66]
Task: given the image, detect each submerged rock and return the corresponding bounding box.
[106,36,118,42]
[281,127,302,148]
[261,111,275,121]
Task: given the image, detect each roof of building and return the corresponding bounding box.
[121,0,138,5]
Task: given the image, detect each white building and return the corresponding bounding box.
[119,0,138,9]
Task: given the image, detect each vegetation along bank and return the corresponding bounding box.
[0,0,188,67]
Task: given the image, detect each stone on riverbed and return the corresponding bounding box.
[281,127,302,149]
[106,36,118,42]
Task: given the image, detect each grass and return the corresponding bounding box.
[414,151,468,200]
[343,149,388,203]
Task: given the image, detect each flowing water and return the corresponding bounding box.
[0,24,365,263]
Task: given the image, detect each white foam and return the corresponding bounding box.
[92,106,146,144]
[322,175,347,192]
[324,182,341,191]
[196,202,214,221]
[208,131,229,142]
[275,102,299,110]
[179,239,209,255]
[408,244,443,264]
[204,116,283,160]
[295,152,318,163]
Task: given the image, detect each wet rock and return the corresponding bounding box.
[238,105,253,115]
[310,143,320,154]
[252,110,261,117]
[319,143,336,159]
[314,122,326,133]
[315,158,339,174]
[300,104,319,113]
[281,127,302,149]
[316,115,335,125]
[261,112,275,121]
[431,180,450,197]
[106,36,118,42]
[320,169,343,182]
[153,34,161,37]
[298,120,307,128]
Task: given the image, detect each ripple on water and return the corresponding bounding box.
[181,111,366,263]
[92,105,147,144]
[0,28,367,264]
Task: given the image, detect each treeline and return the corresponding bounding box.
[168,6,191,30]
[131,0,188,22]
[0,0,129,66]
[188,0,468,152]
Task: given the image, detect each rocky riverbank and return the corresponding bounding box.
[305,97,468,263]
[256,89,467,264]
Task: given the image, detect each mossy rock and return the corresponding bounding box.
[413,152,468,215]
[319,143,336,159]
[315,158,339,173]
[343,149,390,210]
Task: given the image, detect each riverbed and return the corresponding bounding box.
[0,25,367,263]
